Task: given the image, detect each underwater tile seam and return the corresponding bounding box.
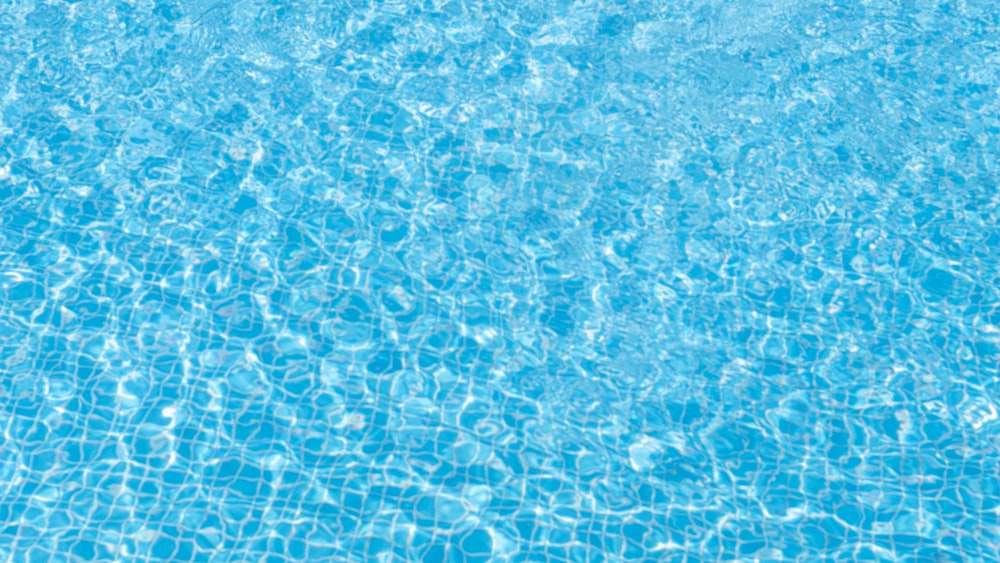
[1,1,1000,562]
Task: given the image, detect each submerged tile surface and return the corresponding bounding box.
[1,1,999,562]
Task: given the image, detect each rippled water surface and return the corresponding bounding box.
[2,1,999,561]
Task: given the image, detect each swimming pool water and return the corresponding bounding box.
[2,1,999,561]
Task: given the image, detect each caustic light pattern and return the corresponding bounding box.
[1,1,1000,562]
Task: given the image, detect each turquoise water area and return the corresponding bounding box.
[2,1,999,561]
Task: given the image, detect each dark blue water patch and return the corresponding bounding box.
[2,278,43,304]
[232,193,257,214]
[921,267,955,300]
[153,1,183,22]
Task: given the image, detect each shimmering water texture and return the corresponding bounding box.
[2,1,1000,562]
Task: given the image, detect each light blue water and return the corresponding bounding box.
[2,1,999,562]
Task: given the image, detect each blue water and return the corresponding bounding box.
[2,1,999,561]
